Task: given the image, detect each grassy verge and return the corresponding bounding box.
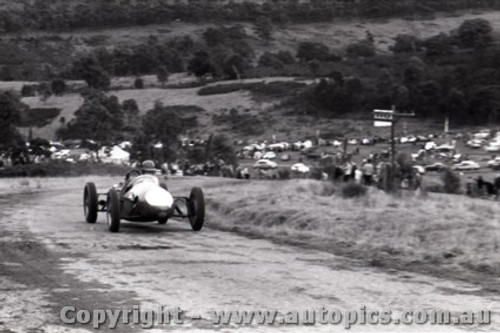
[204,179,500,290]
[0,162,130,178]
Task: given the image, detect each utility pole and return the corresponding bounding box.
[374,105,415,191]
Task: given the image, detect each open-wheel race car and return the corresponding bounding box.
[83,168,205,233]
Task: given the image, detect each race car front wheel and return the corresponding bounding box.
[106,189,121,232]
[188,187,205,231]
[84,182,98,223]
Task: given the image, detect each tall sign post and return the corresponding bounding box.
[373,105,415,190]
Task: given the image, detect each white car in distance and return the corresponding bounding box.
[291,163,310,173]
[253,159,278,169]
[452,160,480,170]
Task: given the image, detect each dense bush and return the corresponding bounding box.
[278,167,291,180]
[341,182,367,198]
[441,168,463,194]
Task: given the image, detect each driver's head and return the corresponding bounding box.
[141,160,156,174]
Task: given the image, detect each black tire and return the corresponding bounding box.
[188,187,205,231]
[84,182,98,223]
[106,189,121,233]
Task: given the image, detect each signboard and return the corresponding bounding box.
[373,109,393,127]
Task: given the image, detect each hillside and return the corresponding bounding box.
[4,10,500,142]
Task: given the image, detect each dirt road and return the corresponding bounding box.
[1,177,499,332]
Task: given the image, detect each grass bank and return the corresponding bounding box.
[204,179,500,291]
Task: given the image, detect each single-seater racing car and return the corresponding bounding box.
[83,165,205,233]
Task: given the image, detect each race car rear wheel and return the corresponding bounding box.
[188,187,205,231]
[106,189,121,233]
[84,182,98,223]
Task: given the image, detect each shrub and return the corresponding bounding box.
[21,84,36,97]
[134,77,144,89]
[51,78,67,95]
[441,168,462,194]
[341,182,367,198]
[278,167,291,180]
[308,167,323,180]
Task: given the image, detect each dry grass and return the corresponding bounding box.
[204,178,500,285]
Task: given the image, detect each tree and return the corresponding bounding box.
[276,50,295,64]
[207,134,237,166]
[51,78,67,96]
[376,68,394,96]
[424,33,454,57]
[134,77,144,89]
[253,16,273,44]
[346,40,375,58]
[122,99,140,127]
[296,42,330,62]
[457,18,492,49]
[258,52,284,69]
[0,92,27,154]
[141,101,184,162]
[156,65,169,88]
[403,56,428,87]
[59,92,124,144]
[202,27,226,47]
[308,59,320,77]
[71,55,110,90]
[223,54,248,80]
[390,34,421,54]
[37,82,52,102]
[442,88,467,124]
[187,51,216,80]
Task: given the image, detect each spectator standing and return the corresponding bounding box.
[362,159,375,186]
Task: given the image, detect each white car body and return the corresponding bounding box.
[124,175,174,211]
[452,160,480,170]
[474,130,490,140]
[291,163,310,173]
[485,144,500,152]
[253,159,278,169]
[487,157,500,167]
[262,151,277,160]
[466,139,484,149]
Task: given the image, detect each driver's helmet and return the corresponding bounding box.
[141,160,156,174]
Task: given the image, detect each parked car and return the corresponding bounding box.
[291,163,310,174]
[487,157,500,169]
[268,142,287,152]
[466,139,485,149]
[473,129,490,140]
[424,162,446,172]
[253,159,278,169]
[485,144,500,152]
[262,151,277,160]
[452,160,480,170]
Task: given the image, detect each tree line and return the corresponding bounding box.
[293,18,500,127]
[2,0,500,33]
